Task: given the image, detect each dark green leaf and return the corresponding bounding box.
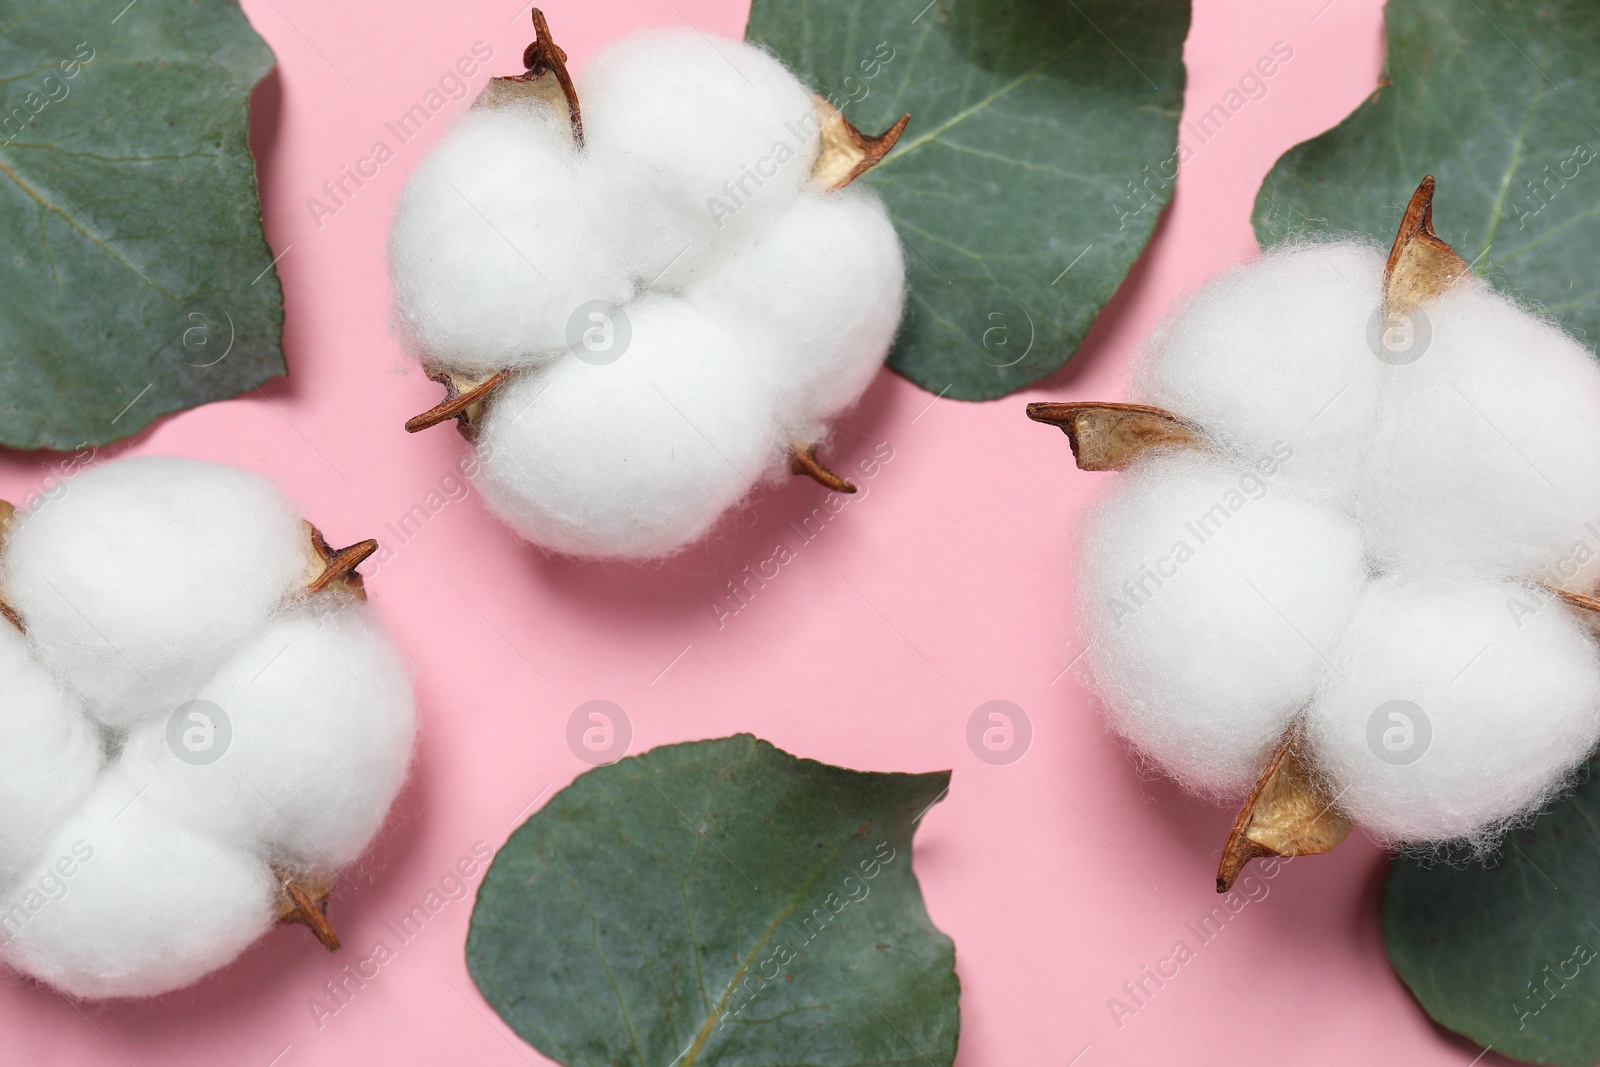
[0,0,284,450]
[748,0,1189,400]
[466,734,958,1067]
[1385,759,1600,1066]
[1254,0,1600,349]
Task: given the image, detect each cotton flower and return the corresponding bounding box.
[0,457,414,997]
[1048,181,1600,849]
[390,15,908,560]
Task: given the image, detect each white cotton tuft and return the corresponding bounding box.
[0,627,101,885]
[1305,576,1600,844]
[1133,242,1386,510]
[388,98,632,375]
[475,296,780,559]
[120,599,415,868]
[686,186,905,437]
[389,26,907,560]
[578,28,821,289]
[1081,231,1600,845]
[1075,452,1368,794]
[1126,241,1388,508]
[2,458,306,727]
[0,456,416,997]
[1358,278,1600,581]
[0,773,276,999]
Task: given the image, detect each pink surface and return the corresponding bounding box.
[0,1,1503,1064]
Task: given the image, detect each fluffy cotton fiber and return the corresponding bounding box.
[475,297,778,558]
[1077,241,1600,845]
[1359,276,1600,580]
[2,458,307,726]
[1305,576,1600,844]
[1134,242,1385,511]
[0,457,415,998]
[1078,451,1367,794]
[388,27,905,560]
[387,99,631,376]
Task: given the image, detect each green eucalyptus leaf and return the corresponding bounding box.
[466,734,958,1067]
[1385,761,1600,1066]
[748,0,1189,400]
[0,0,284,450]
[1254,0,1600,348]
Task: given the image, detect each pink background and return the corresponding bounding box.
[0,0,1506,1064]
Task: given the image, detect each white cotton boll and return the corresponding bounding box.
[388,98,631,375]
[1305,576,1600,844]
[685,187,905,436]
[475,296,780,559]
[2,458,306,727]
[1133,242,1386,510]
[579,28,821,289]
[1076,452,1369,795]
[1358,278,1600,581]
[0,627,101,885]
[0,774,275,999]
[120,600,415,868]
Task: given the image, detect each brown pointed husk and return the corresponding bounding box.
[474,8,583,144]
[790,443,858,493]
[1217,725,1352,892]
[1025,401,1200,471]
[1383,175,1467,317]
[404,367,512,439]
[810,95,910,190]
[0,500,19,633]
[273,863,340,951]
[300,522,378,601]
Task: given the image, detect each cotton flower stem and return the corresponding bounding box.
[810,95,911,190]
[790,443,857,493]
[1024,401,1199,470]
[524,8,583,143]
[273,863,340,952]
[1217,724,1352,892]
[300,522,378,600]
[405,368,512,438]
